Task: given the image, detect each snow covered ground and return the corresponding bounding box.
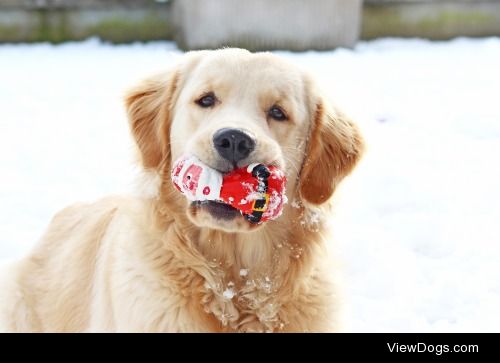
[1,37,499,332]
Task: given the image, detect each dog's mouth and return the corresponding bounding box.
[192,201,241,221]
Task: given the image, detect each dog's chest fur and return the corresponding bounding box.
[149,214,330,332]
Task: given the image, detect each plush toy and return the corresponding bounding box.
[171,156,287,223]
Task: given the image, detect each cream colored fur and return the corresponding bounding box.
[0,49,363,332]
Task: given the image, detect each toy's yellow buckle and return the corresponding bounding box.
[252,194,269,212]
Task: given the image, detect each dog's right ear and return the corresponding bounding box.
[125,52,206,170]
[299,93,365,205]
[125,71,179,170]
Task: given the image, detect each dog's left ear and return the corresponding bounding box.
[299,95,365,205]
[125,71,179,170]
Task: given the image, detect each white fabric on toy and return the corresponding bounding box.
[173,156,223,201]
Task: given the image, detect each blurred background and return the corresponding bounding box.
[1,0,500,48]
[1,0,500,332]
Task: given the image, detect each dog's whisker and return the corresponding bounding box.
[282,155,301,176]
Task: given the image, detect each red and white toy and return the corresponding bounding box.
[171,156,287,223]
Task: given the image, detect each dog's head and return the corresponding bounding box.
[125,49,363,233]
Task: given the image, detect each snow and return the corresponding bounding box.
[223,288,235,300]
[239,269,249,277]
[1,37,500,332]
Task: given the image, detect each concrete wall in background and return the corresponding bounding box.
[1,0,500,45]
[363,0,500,39]
[173,0,363,50]
[0,0,173,43]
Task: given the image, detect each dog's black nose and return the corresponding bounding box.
[213,128,255,164]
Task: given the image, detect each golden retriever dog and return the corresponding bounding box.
[0,48,363,332]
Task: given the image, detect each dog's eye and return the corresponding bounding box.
[268,105,288,121]
[196,93,217,108]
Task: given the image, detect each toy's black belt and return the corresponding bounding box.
[245,164,270,224]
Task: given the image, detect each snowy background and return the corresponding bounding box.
[1,38,499,332]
